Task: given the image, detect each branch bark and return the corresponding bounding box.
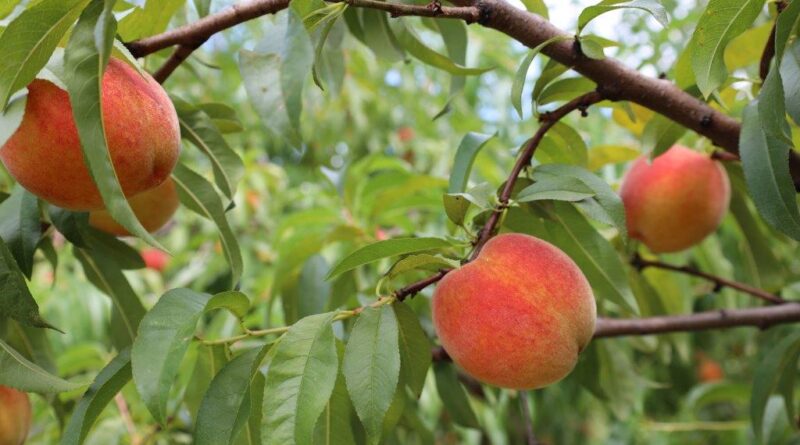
[470,91,603,258]
[594,303,800,337]
[125,0,290,57]
[633,254,786,305]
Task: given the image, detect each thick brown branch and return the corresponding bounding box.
[594,303,800,338]
[337,0,480,20]
[633,254,786,305]
[468,0,800,190]
[126,0,290,57]
[470,91,603,258]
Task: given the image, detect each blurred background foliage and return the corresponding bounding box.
[2,0,800,443]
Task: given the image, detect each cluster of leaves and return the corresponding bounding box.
[0,0,798,444]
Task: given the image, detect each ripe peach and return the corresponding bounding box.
[89,178,178,237]
[620,145,730,253]
[0,58,180,211]
[0,386,31,445]
[432,233,597,389]
[141,248,170,272]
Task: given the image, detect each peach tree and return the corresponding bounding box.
[0,0,799,443]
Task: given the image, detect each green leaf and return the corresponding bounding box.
[512,36,572,118]
[774,0,800,63]
[117,0,185,41]
[433,362,479,428]
[343,305,401,444]
[532,202,638,313]
[0,237,49,328]
[739,102,800,240]
[263,312,339,445]
[758,60,792,143]
[0,90,25,147]
[354,10,404,62]
[536,77,596,105]
[690,0,765,97]
[528,164,628,241]
[64,0,163,248]
[781,41,800,126]
[448,132,496,194]
[642,113,687,158]
[0,339,83,393]
[443,193,472,226]
[0,186,40,278]
[578,0,668,33]
[587,144,640,171]
[206,291,251,320]
[197,102,244,134]
[434,19,469,99]
[172,163,244,287]
[578,35,606,59]
[522,0,548,17]
[327,237,453,280]
[175,100,245,201]
[74,248,146,349]
[394,21,492,76]
[751,330,800,443]
[132,288,213,424]
[0,0,87,108]
[61,348,132,445]
[517,177,596,202]
[385,254,456,281]
[239,13,312,148]
[533,58,569,103]
[313,358,358,445]
[196,347,269,445]
[394,303,432,397]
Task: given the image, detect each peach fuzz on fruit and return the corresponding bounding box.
[89,177,179,237]
[432,233,596,390]
[0,385,30,445]
[0,58,180,211]
[620,145,730,253]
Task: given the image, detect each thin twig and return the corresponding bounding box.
[470,91,604,259]
[632,254,786,305]
[153,44,201,83]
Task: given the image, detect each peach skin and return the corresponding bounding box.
[0,386,31,445]
[432,233,597,389]
[89,177,178,237]
[0,58,180,211]
[620,145,730,253]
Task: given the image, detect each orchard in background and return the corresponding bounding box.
[0,0,799,444]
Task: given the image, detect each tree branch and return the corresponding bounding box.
[335,0,480,21]
[470,91,604,259]
[518,391,540,445]
[759,0,788,81]
[632,254,787,305]
[153,44,199,83]
[594,303,800,338]
[125,0,290,57]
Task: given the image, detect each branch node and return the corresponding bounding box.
[476,0,492,25]
[700,114,713,128]
[426,0,443,15]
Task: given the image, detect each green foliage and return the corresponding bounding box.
[0,1,799,444]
